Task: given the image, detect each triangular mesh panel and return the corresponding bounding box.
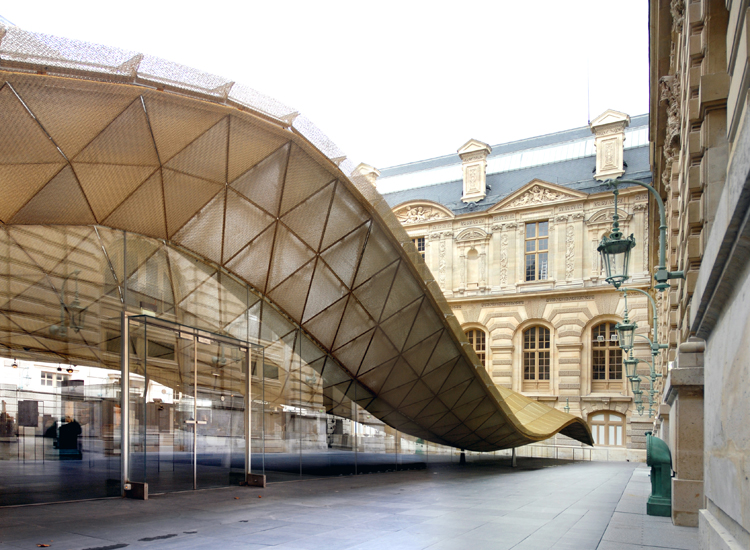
[223,189,275,263]
[0,84,64,163]
[302,260,348,323]
[0,164,65,222]
[173,191,225,265]
[229,143,289,217]
[279,143,335,216]
[143,94,225,163]
[227,116,289,183]
[164,117,228,183]
[280,181,335,251]
[319,221,369,289]
[319,182,370,251]
[74,99,159,166]
[162,168,223,237]
[74,163,156,220]
[10,166,95,225]
[12,77,139,158]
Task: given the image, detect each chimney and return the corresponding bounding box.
[590,109,630,181]
[458,139,492,203]
[352,163,380,188]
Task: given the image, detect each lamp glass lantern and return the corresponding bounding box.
[624,355,639,379]
[631,375,642,394]
[616,318,637,352]
[598,233,636,289]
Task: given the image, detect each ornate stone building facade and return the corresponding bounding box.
[650,0,750,542]
[377,113,656,456]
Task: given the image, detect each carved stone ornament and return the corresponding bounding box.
[438,240,446,290]
[565,225,575,280]
[670,0,684,34]
[456,228,489,242]
[587,208,632,225]
[499,233,509,286]
[659,74,682,190]
[507,185,570,208]
[396,205,446,225]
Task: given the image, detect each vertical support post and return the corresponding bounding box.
[120,312,130,495]
[245,346,251,480]
[511,447,517,468]
[193,337,197,491]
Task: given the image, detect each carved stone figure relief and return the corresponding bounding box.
[499,233,509,286]
[507,185,571,208]
[396,206,447,225]
[439,240,446,290]
[565,225,575,280]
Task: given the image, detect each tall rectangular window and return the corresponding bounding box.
[525,222,549,281]
[412,237,425,260]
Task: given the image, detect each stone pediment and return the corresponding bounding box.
[458,138,492,157]
[455,227,489,242]
[489,180,586,212]
[586,207,632,225]
[393,201,454,225]
[589,109,630,131]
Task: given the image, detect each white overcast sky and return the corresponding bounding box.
[2,1,649,170]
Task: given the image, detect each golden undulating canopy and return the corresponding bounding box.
[0,24,593,450]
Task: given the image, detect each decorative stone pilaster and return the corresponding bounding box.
[663,337,704,527]
[590,110,630,181]
[458,139,491,203]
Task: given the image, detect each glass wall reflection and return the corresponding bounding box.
[0,226,459,506]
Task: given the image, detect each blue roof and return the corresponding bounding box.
[381,115,651,214]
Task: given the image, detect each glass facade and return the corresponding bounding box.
[0,226,460,505]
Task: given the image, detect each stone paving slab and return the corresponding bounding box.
[0,458,699,550]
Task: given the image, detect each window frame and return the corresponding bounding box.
[589,411,626,446]
[464,328,487,368]
[412,236,425,260]
[524,221,549,282]
[522,326,551,391]
[591,322,624,392]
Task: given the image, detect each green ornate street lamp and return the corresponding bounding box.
[598,179,684,291]
[563,397,570,414]
[615,290,637,352]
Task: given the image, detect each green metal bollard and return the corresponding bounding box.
[646,433,672,517]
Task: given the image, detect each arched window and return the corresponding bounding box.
[465,329,486,368]
[589,411,626,446]
[592,322,623,392]
[522,326,550,391]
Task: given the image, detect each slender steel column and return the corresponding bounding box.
[193,337,198,490]
[120,312,130,495]
[245,346,251,479]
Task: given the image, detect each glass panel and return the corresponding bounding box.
[538,239,548,251]
[526,224,536,239]
[592,413,605,421]
[609,425,615,446]
[538,253,548,280]
[523,352,534,380]
[539,352,550,380]
[538,222,549,237]
[525,255,536,281]
[616,425,623,446]
[195,338,246,488]
[526,241,536,253]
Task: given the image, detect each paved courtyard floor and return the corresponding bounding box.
[0,458,698,550]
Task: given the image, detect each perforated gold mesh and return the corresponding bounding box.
[0,32,593,450]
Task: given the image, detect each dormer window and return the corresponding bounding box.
[590,110,630,181]
[458,139,491,203]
